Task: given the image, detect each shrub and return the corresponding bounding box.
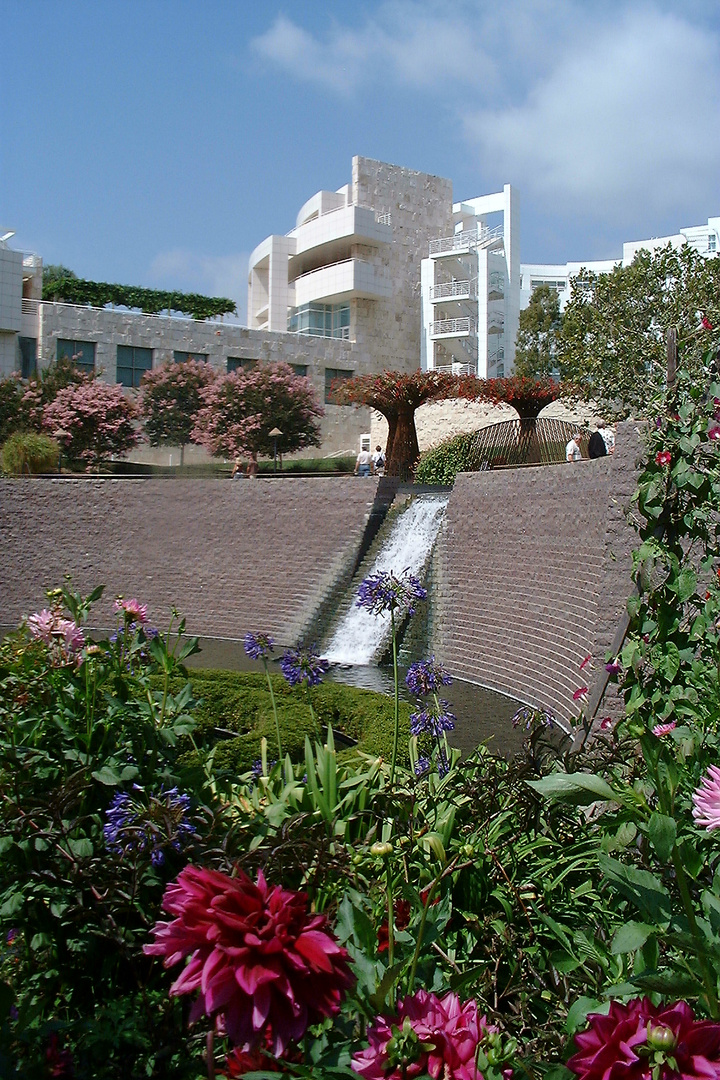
[414,430,477,485]
[1,431,59,474]
[43,380,141,467]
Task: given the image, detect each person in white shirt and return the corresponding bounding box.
[597,421,615,454]
[566,433,583,462]
[355,448,373,476]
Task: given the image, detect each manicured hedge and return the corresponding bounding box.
[170,669,411,776]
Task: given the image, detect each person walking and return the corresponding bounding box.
[587,427,607,459]
[371,445,385,475]
[354,446,373,476]
[566,432,583,462]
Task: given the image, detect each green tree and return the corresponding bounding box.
[557,244,720,418]
[42,263,77,296]
[514,283,562,378]
[137,359,217,466]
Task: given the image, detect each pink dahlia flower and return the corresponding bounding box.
[27,609,57,645]
[114,598,148,624]
[352,990,494,1080]
[693,766,720,832]
[652,721,676,737]
[27,608,85,658]
[144,866,354,1054]
[567,997,720,1080]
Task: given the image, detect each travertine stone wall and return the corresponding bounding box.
[0,477,378,644]
[352,158,453,375]
[36,305,371,456]
[432,422,642,723]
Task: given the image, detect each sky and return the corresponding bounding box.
[2,0,719,325]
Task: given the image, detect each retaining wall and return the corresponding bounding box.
[0,477,378,645]
[431,422,642,723]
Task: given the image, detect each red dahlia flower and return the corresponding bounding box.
[567,998,720,1080]
[144,866,354,1054]
[352,990,494,1080]
[655,451,672,467]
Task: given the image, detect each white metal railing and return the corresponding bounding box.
[435,362,477,376]
[430,317,476,337]
[26,298,242,326]
[428,222,504,257]
[376,211,392,226]
[429,279,475,301]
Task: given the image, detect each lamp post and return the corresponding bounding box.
[269,427,283,474]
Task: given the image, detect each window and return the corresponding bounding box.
[19,337,37,379]
[288,302,350,339]
[325,367,353,404]
[709,234,717,253]
[173,351,208,364]
[291,364,308,378]
[117,345,152,388]
[530,279,566,292]
[57,338,95,373]
[227,357,258,373]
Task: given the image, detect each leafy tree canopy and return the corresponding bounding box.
[42,264,77,291]
[192,363,323,460]
[556,244,720,418]
[42,274,236,321]
[43,380,140,468]
[137,360,217,464]
[514,283,562,379]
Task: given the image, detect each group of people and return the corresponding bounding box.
[354,444,386,476]
[566,421,615,463]
[231,453,259,479]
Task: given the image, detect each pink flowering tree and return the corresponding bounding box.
[43,380,140,468]
[192,362,323,461]
[137,358,217,466]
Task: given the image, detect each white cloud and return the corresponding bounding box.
[463,7,720,220]
[148,250,249,324]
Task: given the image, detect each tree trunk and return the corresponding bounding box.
[517,416,541,464]
[180,443,185,468]
[386,405,420,480]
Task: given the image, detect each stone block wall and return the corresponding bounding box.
[431,422,642,723]
[0,477,378,644]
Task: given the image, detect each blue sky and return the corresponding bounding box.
[2,0,719,323]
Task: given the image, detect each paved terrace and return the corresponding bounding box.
[0,477,378,645]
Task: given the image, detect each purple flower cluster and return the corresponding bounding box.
[244,632,275,661]
[410,700,456,738]
[406,658,452,696]
[109,621,159,670]
[280,645,329,688]
[356,571,427,617]
[104,785,196,868]
[511,706,556,730]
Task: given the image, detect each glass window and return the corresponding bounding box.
[291,364,308,378]
[324,367,353,404]
[709,234,717,252]
[19,337,37,379]
[289,303,352,339]
[227,357,258,373]
[116,345,152,388]
[173,351,208,364]
[57,338,95,373]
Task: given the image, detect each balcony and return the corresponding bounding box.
[430,317,476,339]
[293,259,391,306]
[429,279,476,302]
[435,362,477,376]
[487,311,505,335]
[289,205,391,278]
[429,222,504,257]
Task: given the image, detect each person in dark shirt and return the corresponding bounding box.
[588,427,608,458]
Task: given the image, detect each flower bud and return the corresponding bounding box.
[370,841,393,857]
[647,1024,677,1052]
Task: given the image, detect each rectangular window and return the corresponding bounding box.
[227,357,258,373]
[325,367,353,404]
[173,351,208,364]
[19,337,37,379]
[117,344,152,388]
[709,234,717,252]
[291,364,308,378]
[288,302,351,339]
[57,338,95,373]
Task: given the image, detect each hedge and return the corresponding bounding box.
[42,275,236,321]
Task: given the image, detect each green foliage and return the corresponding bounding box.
[557,244,720,418]
[414,431,477,485]
[1,431,59,474]
[0,375,25,443]
[42,273,236,320]
[42,263,77,291]
[514,283,562,378]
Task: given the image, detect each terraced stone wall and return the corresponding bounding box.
[432,422,642,724]
[0,477,378,644]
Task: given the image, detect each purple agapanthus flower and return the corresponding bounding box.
[410,699,456,738]
[356,570,427,617]
[414,757,431,777]
[605,659,621,675]
[281,645,329,688]
[512,706,556,730]
[104,785,196,864]
[244,632,275,661]
[406,657,452,697]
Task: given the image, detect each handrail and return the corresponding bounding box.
[26,298,241,326]
[428,222,504,257]
[429,280,475,300]
[430,317,476,337]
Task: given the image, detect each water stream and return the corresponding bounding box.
[321,494,449,665]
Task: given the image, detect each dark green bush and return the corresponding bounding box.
[414,431,478,485]
[1,431,60,474]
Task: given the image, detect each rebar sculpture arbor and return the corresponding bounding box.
[332,371,566,479]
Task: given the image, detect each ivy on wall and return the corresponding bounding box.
[42,276,237,321]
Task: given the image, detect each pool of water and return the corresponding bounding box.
[187,637,527,758]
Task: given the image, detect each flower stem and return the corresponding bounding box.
[264,659,283,761]
[407,877,438,993]
[386,862,395,1009]
[390,607,399,786]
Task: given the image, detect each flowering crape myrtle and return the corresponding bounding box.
[43,380,140,467]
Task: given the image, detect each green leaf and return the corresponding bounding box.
[68,837,93,859]
[565,997,607,1033]
[526,772,620,805]
[646,813,676,862]
[91,765,122,786]
[599,854,672,924]
[611,921,654,954]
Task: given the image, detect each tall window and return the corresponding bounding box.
[57,338,95,373]
[227,357,258,373]
[117,345,152,388]
[325,367,353,404]
[709,234,717,253]
[19,337,37,379]
[173,351,208,364]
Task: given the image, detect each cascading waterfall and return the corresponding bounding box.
[322,494,449,666]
